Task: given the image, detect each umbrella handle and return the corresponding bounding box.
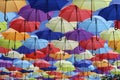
[4,13,8,22]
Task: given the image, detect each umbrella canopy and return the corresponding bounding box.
[5,51,24,59]
[110,68,120,75]
[65,28,94,41]
[80,36,106,50]
[100,28,120,41]
[59,4,92,22]
[46,17,76,33]
[35,29,64,40]
[27,0,69,12]
[73,0,108,11]
[98,4,120,20]
[23,35,49,50]
[51,37,79,50]
[34,59,51,68]
[114,20,120,29]
[0,22,7,32]
[0,60,12,68]
[0,46,11,54]
[113,60,120,67]
[78,16,113,35]
[18,5,54,22]
[2,28,30,41]
[49,50,71,60]
[0,38,22,49]
[40,43,60,54]
[9,17,40,32]
[25,50,46,59]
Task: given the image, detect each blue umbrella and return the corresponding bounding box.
[78,16,113,35]
[19,69,33,73]
[40,66,57,71]
[15,45,35,54]
[27,0,69,12]
[74,60,92,67]
[110,0,120,5]
[98,4,120,20]
[23,35,49,50]
[78,65,96,72]
[35,29,64,40]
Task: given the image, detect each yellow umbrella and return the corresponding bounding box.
[0,0,26,12]
[49,50,71,60]
[73,0,108,11]
[114,60,120,67]
[0,22,7,32]
[2,28,30,41]
[93,60,111,67]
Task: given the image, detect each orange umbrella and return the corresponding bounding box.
[49,50,71,60]
[10,71,24,78]
[2,28,30,41]
[78,71,95,77]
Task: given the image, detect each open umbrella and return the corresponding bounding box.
[73,0,108,11]
[49,50,71,60]
[0,0,26,21]
[18,5,54,22]
[51,37,79,50]
[80,36,106,50]
[59,4,92,22]
[65,28,94,41]
[9,17,40,32]
[0,46,11,54]
[98,4,120,20]
[2,28,30,41]
[40,43,60,54]
[27,0,69,13]
[110,67,120,75]
[46,17,76,33]
[35,29,64,40]
[0,38,22,49]
[0,60,12,68]
[0,22,7,32]
[78,16,113,35]
[23,35,48,50]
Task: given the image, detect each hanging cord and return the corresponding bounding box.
[23,20,26,41]
[90,0,93,20]
[34,37,37,56]
[35,9,38,30]
[95,18,99,41]
[4,0,8,22]
[113,31,117,50]
[115,5,118,30]
[59,18,63,41]
[75,5,79,29]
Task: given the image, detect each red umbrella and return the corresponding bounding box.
[97,66,114,73]
[25,50,46,59]
[80,36,106,50]
[114,20,120,29]
[34,59,51,68]
[40,43,60,54]
[9,17,40,32]
[7,66,22,71]
[0,46,11,54]
[59,4,92,22]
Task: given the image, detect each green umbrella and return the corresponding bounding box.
[100,28,120,41]
[0,22,7,32]
[110,67,120,75]
[0,38,22,49]
[46,17,76,33]
[73,0,108,11]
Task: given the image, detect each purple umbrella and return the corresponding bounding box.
[18,5,54,22]
[65,28,94,41]
[64,46,85,54]
[0,60,12,68]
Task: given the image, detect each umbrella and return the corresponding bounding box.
[100,28,120,41]
[5,51,24,59]
[7,66,22,71]
[98,4,120,20]
[0,60,12,68]
[78,16,113,35]
[13,59,32,69]
[2,28,30,41]
[75,50,93,60]
[9,17,40,32]
[51,37,79,50]
[0,46,11,54]
[18,5,54,22]
[27,0,69,12]
[0,22,7,32]
[40,43,60,54]
[0,38,22,49]
[49,50,71,60]
[80,36,106,50]
[65,28,94,41]
[73,0,108,11]
[23,35,49,50]
[110,67,120,75]
[34,59,51,68]
[64,46,85,54]
[35,29,64,40]
[113,60,120,67]
[114,20,120,29]
[25,50,46,59]
[59,4,92,22]
[46,17,76,33]
[54,60,75,72]
[0,0,26,21]
[15,46,35,54]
